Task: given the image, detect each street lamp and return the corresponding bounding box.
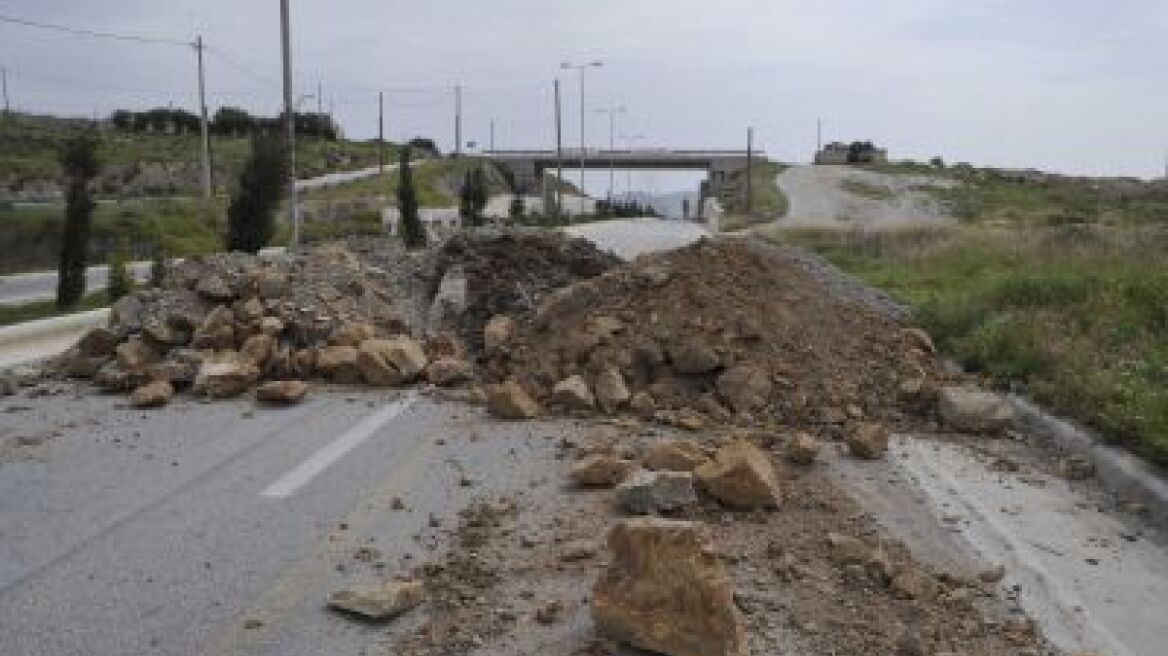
[620,133,646,200]
[560,60,603,194]
[595,105,627,200]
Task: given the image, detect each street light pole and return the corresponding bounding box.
[554,79,564,221]
[560,61,603,194]
[279,0,299,250]
[1,65,9,116]
[596,105,626,200]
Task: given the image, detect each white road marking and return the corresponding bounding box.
[260,393,418,499]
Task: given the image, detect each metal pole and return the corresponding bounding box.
[578,68,586,192]
[317,82,322,115]
[378,91,385,174]
[194,36,212,202]
[608,108,615,200]
[454,84,462,158]
[555,79,564,221]
[1,65,9,115]
[746,127,754,215]
[490,119,495,152]
[816,118,822,153]
[280,0,299,249]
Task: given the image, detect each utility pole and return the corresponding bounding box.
[554,79,564,220]
[280,0,300,249]
[489,119,495,153]
[454,84,462,158]
[317,82,322,115]
[745,127,754,215]
[816,117,822,154]
[194,36,212,202]
[378,91,385,174]
[561,61,603,194]
[1,65,9,116]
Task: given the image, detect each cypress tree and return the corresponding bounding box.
[56,135,99,309]
[226,135,287,253]
[397,148,426,248]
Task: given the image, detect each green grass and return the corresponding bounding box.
[718,160,790,231]
[302,156,510,207]
[0,291,110,327]
[766,224,1168,465]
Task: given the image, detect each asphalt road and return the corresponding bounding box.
[1,220,1165,656]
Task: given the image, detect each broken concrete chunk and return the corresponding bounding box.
[938,386,1014,434]
[327,579,424,620]
[615,469,698,515]
[569,454,637,488]
[695,440,781,509]
[486,379,540,420]
[644,439,709,472]
[592,517,745,656]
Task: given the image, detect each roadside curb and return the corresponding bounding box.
[1010,395,1168,528]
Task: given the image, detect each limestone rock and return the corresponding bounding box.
[317,345,362,384]
[592,518,745,656]
[240,333,276,369]
[938,386,1014,433]
[629,391,656,417]
[669,340,721,375]
[644,439,709,472]
[695,441,781,509]
[256,380,310,405]
[76,327,120,358]
[483,315,516,354]
[486,380,540,420]
[356,337,428,386]
[785,432,820,465]
[129,380,174,408]
[552,375,595,410]
[425,358,473,386]
[327,579,424,620]
[847,422,889,460]
[196,274,235,302]
[331,322,376,347]
[615,469,698,515]
[191,306,237,351]
[595,367,631,413]
[569,454,637,488]
[193,351,260,398]
[715,364,772,413]
[115,337,160,371]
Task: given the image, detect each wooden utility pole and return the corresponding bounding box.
[280,0,299,249]
[194,36,212,202]
[378,91,385,174]
[745,127,754,215]
[454,84,462,158]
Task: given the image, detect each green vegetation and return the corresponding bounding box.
[0,292,109,327]
[459,167,489,227]
[106,241,134,302]
[397,151,425,249]
[226,136,288,253]
[57,135,99,309]
[719,160,790,232]
[301,155,506,207]
[766,224,1168,465]
[839,178,894,201]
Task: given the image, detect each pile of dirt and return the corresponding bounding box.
[484,238,946,435]
[49,230,620,407]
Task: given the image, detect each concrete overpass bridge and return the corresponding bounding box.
[485,148,762,206]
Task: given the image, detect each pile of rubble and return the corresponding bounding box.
[53,231,620,408]
[481,238,950,435]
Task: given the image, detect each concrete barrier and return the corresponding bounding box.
[0,308,109,369]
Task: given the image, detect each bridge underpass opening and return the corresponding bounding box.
[548,169,708,218]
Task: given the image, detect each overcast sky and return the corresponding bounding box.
[3,0,1168,192]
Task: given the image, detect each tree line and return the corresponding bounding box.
[108,107,339,140]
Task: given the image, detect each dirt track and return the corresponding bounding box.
[777,165,956,227]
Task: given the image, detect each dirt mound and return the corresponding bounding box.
[485,238,943,434]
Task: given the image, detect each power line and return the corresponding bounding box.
[0,11,191,47]
[205,47,281,90]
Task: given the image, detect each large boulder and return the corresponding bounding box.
[316,345,362,384]
[570,454,637,488]
[327,579,424,620]
[846,422,889,460]
[129,380,174,409]
[425,358,473,386]
[331,322,376,348]
[191,306,237,351]
[595,367,631,413]
[76,327,119,358]
[115,337,160,371]
[240,333,276,369]
[715,364,772,413]
[357,338,428,386]
[193,351,260,399]
[615,470,698,515]
[483,315,516,354]
[551,375,595,410]
[938,386,1014,433]
[694,441,781,509]
[486,380,541,420]
[644,440,709,472]
[592,518,745,656]
[255,380,310,405]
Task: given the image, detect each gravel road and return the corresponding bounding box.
[777,164,956,227]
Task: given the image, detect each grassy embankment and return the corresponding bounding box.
[719,160,790,232]
[761,169,1168,465]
